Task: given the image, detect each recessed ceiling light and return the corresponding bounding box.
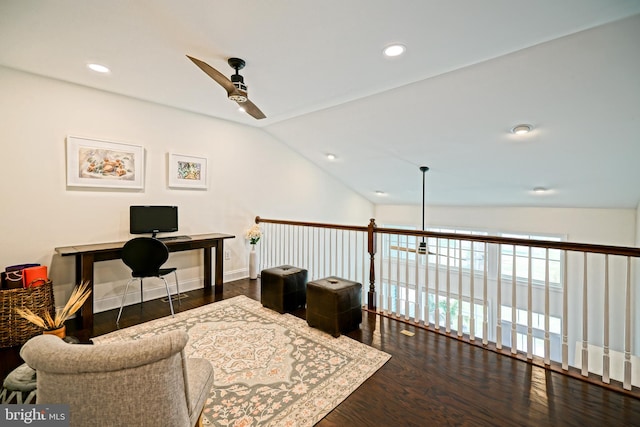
[326,153,337,160]
[375,190,386,196]
[87,63,110,74]
[383,44,406,57]
[532,187,549,193]
[511,124,532,135]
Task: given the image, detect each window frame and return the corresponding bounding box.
[380,224,565,288]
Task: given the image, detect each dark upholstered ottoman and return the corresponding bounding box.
[260,265,307,313]
[306,276,362,337]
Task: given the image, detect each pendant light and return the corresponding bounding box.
[418,166,429,255]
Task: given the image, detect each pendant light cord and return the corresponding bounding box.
[419,166,429,250]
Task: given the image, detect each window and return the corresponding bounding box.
[501,306,562,359]
[427,293,485,337]
[427,228,488,272]
[380,225,565,287]
[386,230,417,262]
[383,285,487,338]
[500,233,563,286]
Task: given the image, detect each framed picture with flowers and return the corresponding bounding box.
[168,153,208,189]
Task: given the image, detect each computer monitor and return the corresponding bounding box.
[129,206,178,238]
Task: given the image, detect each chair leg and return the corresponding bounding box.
[173,271,181,306]
[162,277,175,317]
[116,278,136,325]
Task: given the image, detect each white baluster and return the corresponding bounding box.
[313,228,319,280]
[497,244,502,350]
[581,252,589,377]
[328,228,332,276]
[544,248,550,365]
[387,233,392,314]
[286,224,290,265]
[341,230,345,278]
[470,242,475,341]
[562,250,568,370]
[457,241,462,337]
[624,256,632,390]
[602,254,610,383]
[434,238,440,330]
[415,237,420,323]
[405,235,410,320]
[322,228,327,278]
[362,232,366,295]
[396,234,401,317]
[280,223,284,266]
[527,247,532,360]
[346,231,350,280]
[446,240,452,333]
[483,242,488,346]
[298,226,302,271]
[511,245,517,355]
[424,237,430,324]
[307,227,312,280]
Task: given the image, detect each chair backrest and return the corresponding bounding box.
[122,237,169,277]
[20,330,202,427]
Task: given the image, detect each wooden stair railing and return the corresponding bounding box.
[255,216,640,397]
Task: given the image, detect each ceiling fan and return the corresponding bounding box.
[186,55,266,120]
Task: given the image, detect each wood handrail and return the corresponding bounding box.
[375,227,640,257]
[256,216,640,257]
[255,216,368,232]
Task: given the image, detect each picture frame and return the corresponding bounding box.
[168,153,208,189]
[66,136,144,189]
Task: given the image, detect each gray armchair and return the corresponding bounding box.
[20,330,213,427]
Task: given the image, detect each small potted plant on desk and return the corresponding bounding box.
[15,281,91,339]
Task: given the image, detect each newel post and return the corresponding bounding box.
[367,218,377,310]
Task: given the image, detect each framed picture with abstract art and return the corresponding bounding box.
[168,153,208,189]
[66,136,144,189]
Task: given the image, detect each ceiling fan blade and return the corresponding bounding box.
[186,55,236,95]
[237,99,266,120]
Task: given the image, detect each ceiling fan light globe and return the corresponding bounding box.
[229,94,248,103]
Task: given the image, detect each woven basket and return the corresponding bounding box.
[0,281,55,348]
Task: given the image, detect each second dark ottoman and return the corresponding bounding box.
[306,276,362,337]
[260,265,307,313]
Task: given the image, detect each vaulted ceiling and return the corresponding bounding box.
[2,1,639,208]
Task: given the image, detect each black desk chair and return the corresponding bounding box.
[116,237,180,325]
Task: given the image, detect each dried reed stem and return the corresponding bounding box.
[15,281,92,330]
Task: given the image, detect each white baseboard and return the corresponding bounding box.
[93,269,248,313]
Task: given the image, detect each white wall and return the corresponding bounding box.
[375,205,636,246]
[0,66,373,312]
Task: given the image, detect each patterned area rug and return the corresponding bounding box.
[93,295,390,426]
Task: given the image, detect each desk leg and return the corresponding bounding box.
[215,240,224,292]
[203,243,224,294]
[203,247,212,289]
[75,253,95,333]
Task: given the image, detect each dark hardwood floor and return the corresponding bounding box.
[3,278,640,426]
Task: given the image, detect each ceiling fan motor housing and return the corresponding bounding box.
[229,74,248,102]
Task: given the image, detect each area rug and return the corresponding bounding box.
[93,295,391,426]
